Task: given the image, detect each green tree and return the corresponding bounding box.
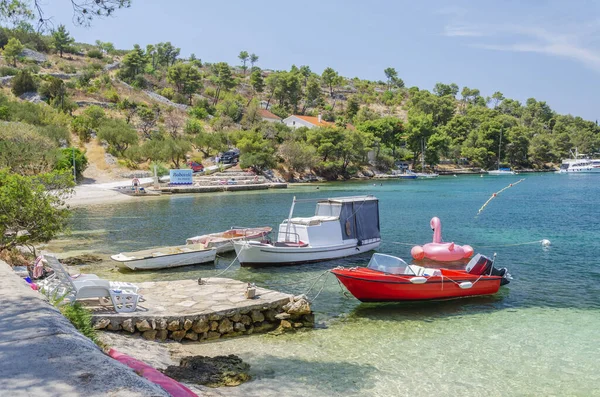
[249,69,264,103]
[2,37,23,66]
[302,75,322,113]
[118,44,148,82]
[279,139,317,172]
[97,118,139,155]
[167,63,203,104]
[237,130,277,172]
[136,105,160,138]
[346,96,360,121]
[405,111,435,165]
[384,67,398,91]
[11,69,36,96]
[71,105,105,142]
[54,147,88,181]
[433,83,459,97]
[211,62,236,105]
[491,91,505,108]
[322,67,339,97]
[249,53,259,69]
[0,169,73,253]
[155,42,180,68]
[51,24,74,58]
[238,50,249,74]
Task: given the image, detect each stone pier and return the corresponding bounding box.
[90,278,313,342]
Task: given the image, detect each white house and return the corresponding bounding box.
[282,114,334,129]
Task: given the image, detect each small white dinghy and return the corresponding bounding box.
[186,227,272,254]
[233,196,381,267]
[111,243,216,270]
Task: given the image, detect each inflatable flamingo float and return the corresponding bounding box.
[411,217,474,262]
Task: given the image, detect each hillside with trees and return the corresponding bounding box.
[1,10,599,186]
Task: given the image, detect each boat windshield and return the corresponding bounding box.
[315,203,342,217]
[367,253,409,274]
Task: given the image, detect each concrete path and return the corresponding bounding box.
[0,260,170,397]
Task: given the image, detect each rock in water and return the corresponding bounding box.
[161,355,250,387]
[61,254,103,266]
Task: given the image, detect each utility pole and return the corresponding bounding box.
[72,147,77,184]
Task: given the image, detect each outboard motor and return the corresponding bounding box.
[465,254,511,285]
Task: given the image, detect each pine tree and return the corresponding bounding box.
[52,25,75,58]
[2,37,23,66]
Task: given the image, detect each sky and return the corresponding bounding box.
[48,0,600,121]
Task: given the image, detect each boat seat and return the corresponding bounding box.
[404,265,425,276]
[423,268,442,277]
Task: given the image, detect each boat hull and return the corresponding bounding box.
[111,248,216,270]
[186,227,272,254]
[487,170,516,175]
[233,240,381,267]
[331,268,502,302]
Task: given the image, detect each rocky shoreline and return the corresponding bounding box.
[93,294,314,343]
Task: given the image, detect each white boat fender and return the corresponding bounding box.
[459,281,473,289]
[541,239,551,247]
[409,277,427,284]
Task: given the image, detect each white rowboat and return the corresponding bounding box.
[111,243,216,270]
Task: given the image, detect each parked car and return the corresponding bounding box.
[220,149,240,164]
[187,161,204,172]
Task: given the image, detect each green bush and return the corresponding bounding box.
[0,66,18,76]
[149,161,169,177]
[159,87,175,100]
[0,27,8,48]
[59,303,101,346]
[11,70,37,96]
[57,63,77,74]
[54,147,88,181]
[86,49,103,59]
[104,88,120,103]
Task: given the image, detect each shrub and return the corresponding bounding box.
[0,66,18,76]
[172,92,187,105]
[57,63,77,74]
[149,161,169,177]
[159,87,175,100]
[104,88,120,103]
[0,123,58,175]
[39,125,71,146]
[86,49,103,59]
[11,70,37,97]
[54,147,88,181]
[59,303,101,345]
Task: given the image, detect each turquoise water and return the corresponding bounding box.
[56,174,600,396]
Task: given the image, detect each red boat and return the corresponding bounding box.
[331,253,510,302]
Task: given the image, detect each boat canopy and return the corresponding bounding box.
[330,196,380,242]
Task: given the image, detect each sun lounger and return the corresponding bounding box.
[40,255,141,313]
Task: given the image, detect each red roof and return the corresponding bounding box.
[293,115,355,130]
[294,115,333,127]
[259,109,282,120]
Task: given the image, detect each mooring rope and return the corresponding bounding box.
[477,178,526,216]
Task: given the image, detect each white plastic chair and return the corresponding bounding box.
[40,255,140,313]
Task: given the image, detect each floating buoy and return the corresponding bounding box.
[541,239,551,247]
[409,277,427,284]
[459,281,473,289]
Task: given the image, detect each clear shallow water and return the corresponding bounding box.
[53,174,600,396]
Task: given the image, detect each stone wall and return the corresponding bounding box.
[93,295,313,343]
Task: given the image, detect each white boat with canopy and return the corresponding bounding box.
[111,244,216,270]
[558,149,600,173]
[233,195,381,266]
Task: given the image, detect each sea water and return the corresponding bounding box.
[54,173,600,396]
